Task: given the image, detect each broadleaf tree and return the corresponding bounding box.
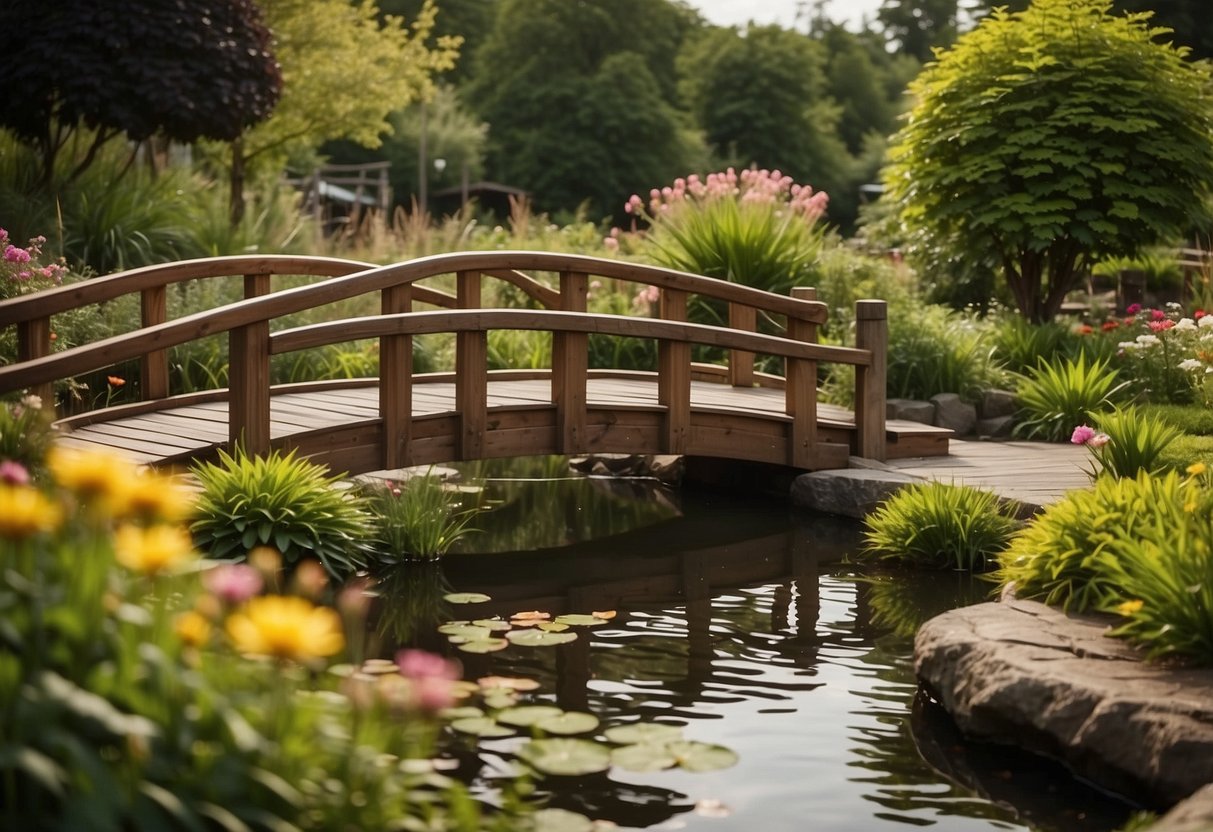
[883,0,1213,323]
[0,0,281,189]
[221,0,460,223]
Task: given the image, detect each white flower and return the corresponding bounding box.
[1136,334,1161,347]
[1179,358,1204,371]
[1118,341,1139,351]
[1167,302,1183,310]
[1200,315,1213,329]
[1175,318,1198,331]
[20,394,41,410]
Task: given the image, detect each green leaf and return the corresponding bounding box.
[518,738,611,776]
[611,743,678,773]
[532,808,595,832]
[455,637,509,654]
[444,592,492,604]
[668,740,739,772]
[450,716,515,737]
[506,628,578,647]
[552,614,608,627]
[536,711,600,736]
[603,723,684,745]
[496,705,565,727]
[437,623,491,640]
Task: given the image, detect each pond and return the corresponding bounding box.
[372,461,1139,831]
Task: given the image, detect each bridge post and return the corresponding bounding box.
[456,271,487,460]
[786,287,819,468]
[854,299,887,462]
[381,284,413,469]
[140,286,170,400]
[728,302,756,387]
[658,288,690,454]
[229,273,273,456]
[16,317,53,411]
[552,271,588,454]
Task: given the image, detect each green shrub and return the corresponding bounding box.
[359,472,481,562]
[990,314,1117,376]
[1084,408,1182,479]
[886,304,1007,402]
[862,481,1019,571]
[1014,354,1127,442]
[996,472,1185,612]
[191,448,371,575]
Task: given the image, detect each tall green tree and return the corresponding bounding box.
[884,0,1213,323]
[877,0,961,61]
[377,0,494,82]
[465,0,704,217]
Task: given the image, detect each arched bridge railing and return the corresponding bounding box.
[0,252,887,469]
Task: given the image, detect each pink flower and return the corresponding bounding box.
[1088,433,1110,448]
[202,563,264,604]
[1150,309,1167,322]
[3,245,30,264]
[1125,303,1142,315]
[1071,425,1096,445]
[395,649,461,712]
[603,236,619,251]
[1149,319,1175,332]
[0,460,30,485]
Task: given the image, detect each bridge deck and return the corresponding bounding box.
[56,375,950,471]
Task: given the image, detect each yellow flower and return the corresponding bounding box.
[47,448,135,513]
[1116,599,1144,616]
[174,611,213,647]
[0,484,62,540]
[1187,462,1207,477]
[121,471,194,523]
[226,595,345,662]
[113,524,196,574]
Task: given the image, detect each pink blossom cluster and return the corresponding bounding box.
[0,228,67,290]
[624,167,828,224]
[1070,424,1109,447]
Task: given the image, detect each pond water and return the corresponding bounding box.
[373,463,1138,831]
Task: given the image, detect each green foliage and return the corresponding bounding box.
[884,0,1213,322]
[1014,354,1127,441]
[0,395,54,477]
[990,314,1117,375]
[1092,246,1183,291]
[1138,402,1213,436]
[359,472,481,561]
[190,448,371,575]
[1087,408,1182,478]
[1158,434,1213,474]
[862,481,1019,571]
[886,304,1006,402]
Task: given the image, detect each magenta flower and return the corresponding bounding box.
[202,563,264,604]
[395,648,461,712]
[0,460,30,485]
[1070,425,1096,445]
[1125,303,1142,315]
[1150,308,1167,321]
[3,245,30,264]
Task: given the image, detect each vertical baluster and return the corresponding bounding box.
[786,287,819,468]
[728,302,756,387]
[658,287,690,453]
[552,271,588,453]
[140,285,169,400]
[381,284,413,469]
[16,316,53,409]
[855,299,888,461]
[456,271,486,459]
[228,273,272,455]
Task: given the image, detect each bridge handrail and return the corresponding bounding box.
[0,251,883,463]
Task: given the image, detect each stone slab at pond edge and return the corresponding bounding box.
[914,600,1213,811]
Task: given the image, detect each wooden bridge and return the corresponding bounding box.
[0,252,949,474]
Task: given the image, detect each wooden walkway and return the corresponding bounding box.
[882,439,1093,506]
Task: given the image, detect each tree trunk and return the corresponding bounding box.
[229,137,246,228]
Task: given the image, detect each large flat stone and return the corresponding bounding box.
[914,600,1213,807]
[931,393,978,435]
[790,468,923,519]
[1153,782,1213,831]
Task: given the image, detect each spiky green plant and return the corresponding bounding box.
[190,448,371,575]
[1087,408,1182,479]
[359,472,481,562]
[1014,354,1127,442]
[862,482,1019,572]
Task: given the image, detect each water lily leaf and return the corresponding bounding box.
[450,716,515,738]
[360,659,399,675]
[603,723,684,745]
[537,622,570,632]
[483,690,519,710]
[536,711,599,736]
[438,706,483,721]
[506,629,578,647]
[511,610,551,622]
[472,618,512,632]
[553,614,608,627]
[439,623,491,640]
[518,738,611,776]
[478,676,541,692]
[668,741,738,772]
[444,592,491,604]
[610,743,678,773]
[533,808,594,832]
[496,705,565,727]
[456,637,509,654]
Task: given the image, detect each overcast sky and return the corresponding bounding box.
[687,0,884,31]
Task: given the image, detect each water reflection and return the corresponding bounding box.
[371,471,1136,831]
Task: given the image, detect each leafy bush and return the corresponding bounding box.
[1072,409,1182,479]
[886,304,1006,402]
[862,481,1019,571]
[191,447,371,575]
[359,472,482,562]
[1014,354,1127,441]
[990,314,1117,376]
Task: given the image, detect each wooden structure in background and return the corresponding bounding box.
[0,252,947,474]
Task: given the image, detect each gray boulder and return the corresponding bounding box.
[915,600,1213,807]
[1153,783,1213,832]
[887,398,937,424]
[980,389,1018,419]
[976,415,1015,439]
[930,393,978,436]
[790,468,923,519]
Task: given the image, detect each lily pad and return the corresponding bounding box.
[471,618,512,632]
[668,740,739,772]
[478,676,541,692]
[603,723,684,746]
[444,592,491,604]
[536,711,600,736]
[537,621,570,632]
[610,743,678,773]
[360,659,399,675]
[496,705,565,727]
[518,738,611,777]
[511,610,551,622]
[438,622,491,640]
[553,614,608,627]
[450,716,515,738]
[483,690,519,710]
[438,706,484,721]
[506,628,578,647]
[533,808,594,832]
[456,637,509,654]
[533,810,594,832]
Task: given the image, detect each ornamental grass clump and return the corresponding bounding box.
[1014,353,1127,442]
[862,481,1019,572]
[1070,408,1181,479]
[625,167,828,300]
[191,447,371,576]
[358,471,482,562]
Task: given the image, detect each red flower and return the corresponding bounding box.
[1196,310,1207,320]
[1148,320,1175,332]
[1151,309,1167,321]
[1076,324,1094,335]
[1101,321,1120,331]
